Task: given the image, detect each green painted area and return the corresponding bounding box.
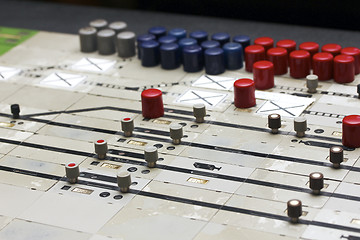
[0,26,38,56]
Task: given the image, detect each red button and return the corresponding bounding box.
[267,47,288,75]
[321,43,342,57]
[299,42,319,68]
[289,50,311,79]
[342,115,360,148]
[234,78,256,108]
[245,45,265,72]
[341,47,360,75]
[253,60,274,90]
[334,55,355,84]
[141,89,164,119]
[254,37,274,52]
[276,39,296,55]
[312,52,333,81]
[299,42,319,56]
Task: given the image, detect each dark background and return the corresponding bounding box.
[0,0,359,48]
[24,0,360,31]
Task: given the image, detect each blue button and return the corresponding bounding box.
[159,35,177,45]
[178,38,197,50]
[201,40,220,51]
[168,28,187,40]
[178,38,197,63]
[223,42,243,70]
[141,40,160,67]
[211,33,230,46]
[148,26,167,39]
[190,30,208,44]
[204,47,225,75]
[233,35,251,54]
[160,43,180,70]
[136,34,156,59]
[183,45,203,72]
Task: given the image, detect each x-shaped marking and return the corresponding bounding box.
[85,58,103,71]
[55,73,73,86]
[259,101,305,116]
[180,91,224,106]
[194,75,234,89]
[44,73,83,86]
[74,58,104,71]
[0,68,18,79]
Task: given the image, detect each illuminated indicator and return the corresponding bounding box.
[236,108,252,113]
[332,146,342,152]
[351,219,360,225]
[153,119,171,125]
[97,140,105,143]
[67,163,76,167]
[0,122,15,127]
[123,117,131,121]
[101,163,121,169]
[187,177,209,184]
[72,187,93,195]
[127,140,147,146]
[332,131,342,137]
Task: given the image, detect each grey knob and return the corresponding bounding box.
[116,31,136,58]
[79,27,97,53]
[97,29,116,55]
[94,139,108,160]
[65,162,80,184]
[170,123,183,145]
[309,172,324,195]
[268,113,281,134]
[144,146,158,168]
[294,116,307,137]
[287,199,302,223]
[89,19,108,31]
[193,103,206,123]
[306,74,318,93]
[330,146,343,168]
[117,171,131,193]
[121,117,134,137]
[109,21,127,34]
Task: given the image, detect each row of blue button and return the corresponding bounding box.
[137,27,251,75]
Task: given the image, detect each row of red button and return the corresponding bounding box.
[245,37,359,85]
